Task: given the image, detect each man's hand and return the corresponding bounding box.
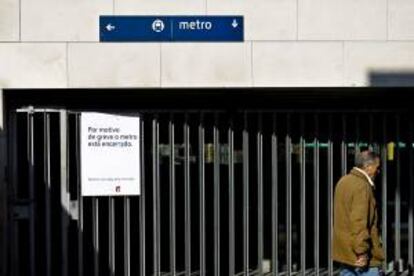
[355,254,368,267]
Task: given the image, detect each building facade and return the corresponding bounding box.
[1,0,414,275]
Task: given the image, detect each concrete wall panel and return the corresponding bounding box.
[389,0,414,40]
[0,43,67,88]
[298,0,387,40]
[253,42,344,87]
[115,0,206,15]
[161,43,252,87]
[68,43,161,88]
[0,0,19,41]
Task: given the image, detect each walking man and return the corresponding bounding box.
[333,150,385,275]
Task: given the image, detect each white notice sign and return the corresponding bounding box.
[81,112,141,196]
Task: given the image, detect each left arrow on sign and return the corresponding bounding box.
[106,24,116,31]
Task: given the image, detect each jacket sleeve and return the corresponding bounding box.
[350,183,371,255]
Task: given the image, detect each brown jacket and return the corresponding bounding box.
[333,168,385,267]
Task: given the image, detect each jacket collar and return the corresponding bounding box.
[351,167,375,187]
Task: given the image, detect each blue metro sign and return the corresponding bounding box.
[100,16,244,42]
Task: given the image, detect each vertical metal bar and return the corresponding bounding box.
[169,117,176,276]
[76,114,84,276]
[369,113,374,147]
[60,110,69,276]
[93,198,99,276]
[395,114,401,263]
[124,197,131,276]
[199,115,206,276]
[286,114,292,276]
[139,118,146,276]
[314,115,320,276]
[152,117,160,276]
[257,114,264,276]
[409,120,414,269]
[271,114,278,276]
[341,114,347,176]
[43,112,52,276]
[28,111,36,276]
[214,115,220,276]
[0,98,6,276]
[300,115,306,276]
[381,114,387,272]
[108,197,115,276]
[327,115,334,275]
[355,116,360,163]
[106,116,116,276]
[243,112,250,276]
[228,119,235,276]
[184,115,191,276]
[10,111,19,276]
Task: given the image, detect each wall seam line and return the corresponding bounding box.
[205,0,208,15]
[296,0,299,40]
[1,39,413,43]
[66,43,70,88]
[342,41,345,87]
[19,0,22,41]
[386,0,389,40]
[159,43,162,87]
[251,41,254,87]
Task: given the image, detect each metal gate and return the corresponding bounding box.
[6,106,414,276]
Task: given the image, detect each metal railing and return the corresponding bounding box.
[6,108,414,276]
